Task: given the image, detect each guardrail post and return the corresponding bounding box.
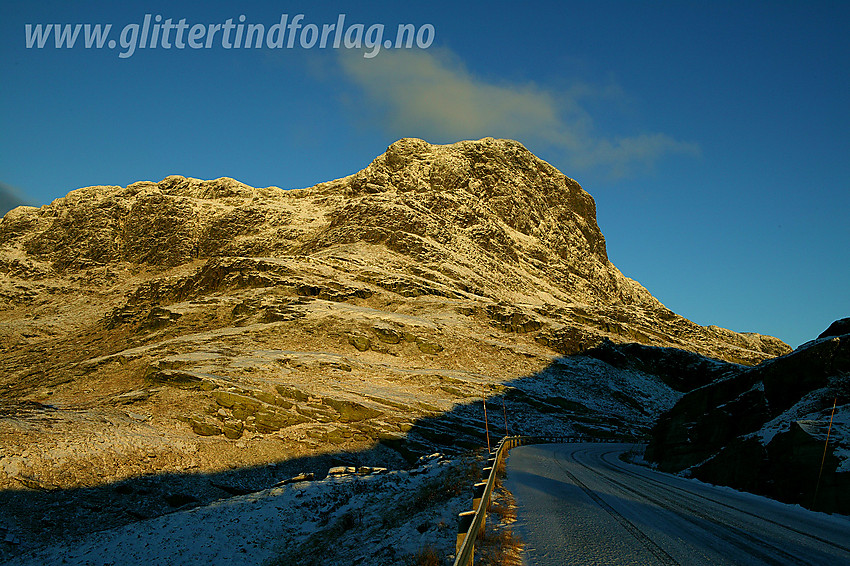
[456,510,476,564]
[472,481,487,510]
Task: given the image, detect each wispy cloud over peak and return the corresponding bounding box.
[339,48,699,178]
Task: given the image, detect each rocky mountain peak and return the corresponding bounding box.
[0,138,789,364]
[337,137,608,262]
[3,138,605,270]
[1,138,797,558]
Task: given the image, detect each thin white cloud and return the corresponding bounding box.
[338,48,699,178]
[576,133,701,178]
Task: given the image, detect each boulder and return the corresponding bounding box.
[222,419,244,439]
[416,339,444,354]
[322,398,382,422]
[188,415,222,436]
[372,324,403,344]
[254,409,307,433]
[348,334,371,351]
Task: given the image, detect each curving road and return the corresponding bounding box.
[504,443,850,566]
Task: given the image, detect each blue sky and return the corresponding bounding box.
[1,1,848,348]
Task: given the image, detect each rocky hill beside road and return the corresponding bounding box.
[0,138,791,558]
[647,319,850,514]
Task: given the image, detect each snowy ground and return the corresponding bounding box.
[3,453,484,566]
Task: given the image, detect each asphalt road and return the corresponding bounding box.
[504,443,850,566]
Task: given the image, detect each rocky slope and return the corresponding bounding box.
[647,318,850,514]
[0,138,790,557]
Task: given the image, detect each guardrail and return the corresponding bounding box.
[453,435,521,566]
[452,434,623,565]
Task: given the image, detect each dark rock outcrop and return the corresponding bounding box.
[647,321,850,513]
[819,317,850,339]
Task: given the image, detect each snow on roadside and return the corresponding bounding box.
[5,453,484,566]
